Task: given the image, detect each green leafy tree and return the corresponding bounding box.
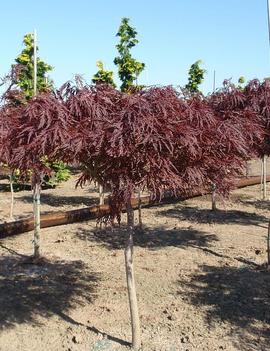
[14,33,70,186]
[14,33,53,100]
[185,60,206,94]
[114,17,145,92]
[238,76,246,89]
[92,61,116,87]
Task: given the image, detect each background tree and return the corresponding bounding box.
[92,60,116,87]
[14,33,53,100]
[3,91,71,258]
[185,60,206,94]
[13,33,70,187]
[92,61,116,204]
[114,17,145,92]
[238,76,246,86]
[244,79,270,200]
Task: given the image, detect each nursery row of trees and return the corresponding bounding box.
[1,75,270,348]
[1,18,270,351]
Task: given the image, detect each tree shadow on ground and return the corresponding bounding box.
[20,193,98,208]
[239,199,270,211]
[0,183,32,192]
[76,225,218,251]
[0,255,99,330]
[158,205,269,228]
[179,265,270,351]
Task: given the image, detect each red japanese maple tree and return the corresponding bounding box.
[61,82,262,349]
[2,91,71,257]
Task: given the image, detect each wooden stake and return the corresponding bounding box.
[33,180,41,258]
[32,30,41,258]
[267,220,270,270]
[9,172,14,220]
[263,155,267,200]
[33,30,37,96]
[138,188,142,227]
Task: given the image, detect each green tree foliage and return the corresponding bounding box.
[238,76,246,85]
[14,33,70,185]
[92,61,116,87]
[114,17,145,92]
[14,33,53,100]
[43,160,70,187]
[237,76,246,90]
[185,60,206,94]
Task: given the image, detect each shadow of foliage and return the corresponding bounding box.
[20,193,98,207]
[76,225,218,251]
[239,199,270,211]
[180,265,270,351]
[0,255,99,330]
[158,205,269,228]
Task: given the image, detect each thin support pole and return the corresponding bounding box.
[267,219,270,269]
[32,30,40,258]
[263,155,267,200]
[33,181,41,258]
[33,29,37,96]
[138,188,142,228]
[9,172,14,220]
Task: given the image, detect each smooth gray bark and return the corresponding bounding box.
[33,181,41,258]
[125,200,141,350]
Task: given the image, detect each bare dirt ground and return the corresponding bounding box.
[0,163,270,351]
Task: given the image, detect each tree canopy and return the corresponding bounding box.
[185,60,206,94]
[92,61,116,87]
[114,18,145,92]
[14,33,53,101]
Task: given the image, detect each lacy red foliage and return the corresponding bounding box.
[209,80,265,157]
[1,92,71,180]
[207,81,265,193]
[0,80,266,221]
[64,83,259,220]
[244,79,270,157]
[0,105,16,167]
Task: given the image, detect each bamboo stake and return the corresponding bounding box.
[33,180,41,257]
[137,188,142,228]
[33,30,37,96]
[263,155,267,200]
[267,219,270,269]
[211,70,217,211]
[32,29,41,258]
[261,157,264,197]
[9,172,14,220]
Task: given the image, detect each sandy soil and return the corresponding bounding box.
[0,168,270,351]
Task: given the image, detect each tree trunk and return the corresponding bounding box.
[263,155,267,200]
[211,183,217,211]
[260,158,263,197]
[125,200,141,350]
[9,173,14,220]
[138,189,142,228]
[267,220,270,270]
[33,181,41,258]
[245,161,249,178]
[99,184,104,205]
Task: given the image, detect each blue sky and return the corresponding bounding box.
[1,0,269,94]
